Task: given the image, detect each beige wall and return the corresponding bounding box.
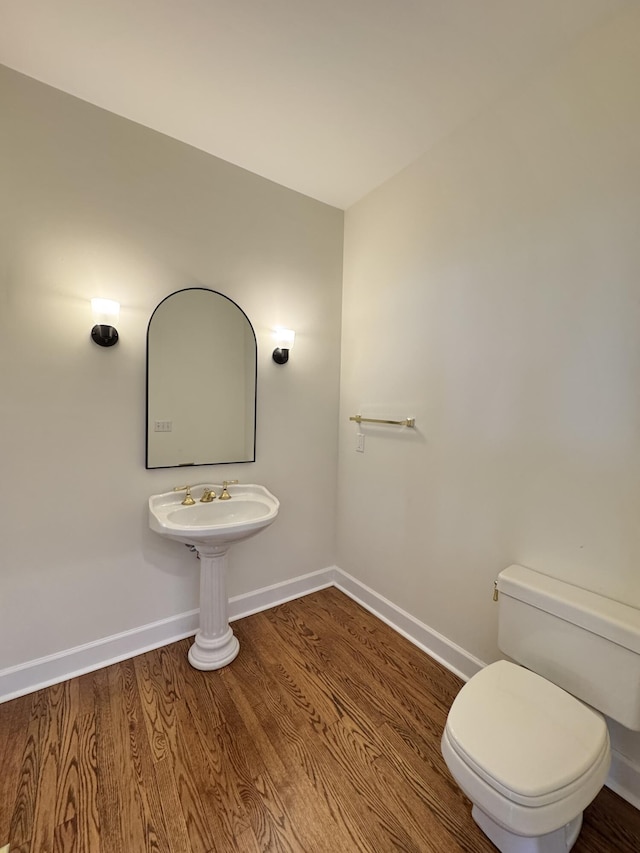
[0,65,343,670]
[338,6,640,774]
[339,8,640,679]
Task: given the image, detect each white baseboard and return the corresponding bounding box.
[229,567,335,622]
[333,568,485,682]
[608,748,640,811]
[0,567,336,705]
[0,608,200,705]
[1,563,637,813]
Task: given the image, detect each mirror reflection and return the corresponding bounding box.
[146,288,257,468]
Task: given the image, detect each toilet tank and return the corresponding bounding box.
[496,565,640,730]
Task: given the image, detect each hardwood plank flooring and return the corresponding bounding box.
[1,587,639,852]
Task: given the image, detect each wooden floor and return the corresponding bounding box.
[1,588,640,852]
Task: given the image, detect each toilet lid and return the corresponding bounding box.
[445,660,609,805]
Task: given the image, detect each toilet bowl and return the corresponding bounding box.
[441,565,640,853]
[441,660,610,853]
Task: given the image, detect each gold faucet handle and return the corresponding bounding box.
[220,480,239,500]
[200,487,216,502]
[173,485,196,506]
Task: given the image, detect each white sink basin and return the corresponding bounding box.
[149,483,279,547]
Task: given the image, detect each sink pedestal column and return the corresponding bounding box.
[188,543,239,670]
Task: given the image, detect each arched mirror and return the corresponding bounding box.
[146,288,257,468]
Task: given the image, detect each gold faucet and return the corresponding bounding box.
[173,485,196,506]
[219,479,239,500]
[200,487,216,502]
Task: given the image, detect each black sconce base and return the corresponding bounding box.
[91,324,119,347]
[272,347,289,364]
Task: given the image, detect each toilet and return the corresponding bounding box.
[441,564,640,853]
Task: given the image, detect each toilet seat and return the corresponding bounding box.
[446,660,609,804]
[442,661,611,837]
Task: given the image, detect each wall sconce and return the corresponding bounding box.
[272,328,295,364]
[91,298,120,347]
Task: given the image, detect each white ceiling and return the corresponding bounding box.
[0,0,628,208]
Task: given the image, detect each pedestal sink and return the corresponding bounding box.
[149,483,279,670]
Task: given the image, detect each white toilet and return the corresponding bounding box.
[441,564,640,853]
